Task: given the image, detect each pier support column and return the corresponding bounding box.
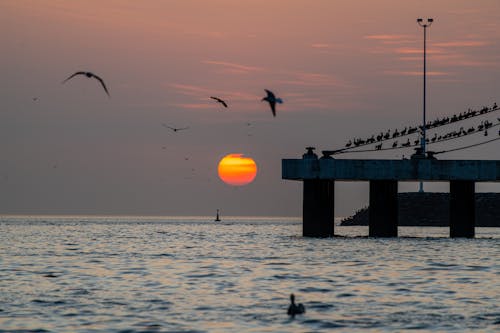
[303,180,335,237]
[450,180,475,238]
[369,180,398,237]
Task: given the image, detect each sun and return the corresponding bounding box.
[218,154,258,186]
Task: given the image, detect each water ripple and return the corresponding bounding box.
[0,218,499,332]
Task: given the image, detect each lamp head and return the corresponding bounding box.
[417,18,433,27]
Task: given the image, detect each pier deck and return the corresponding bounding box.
[282,148,500,238]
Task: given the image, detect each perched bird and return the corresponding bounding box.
[262,89,283,117]
[210,96,228,108]
[62,71,110,97]
[162,124,189,132]
[287,294,305,316]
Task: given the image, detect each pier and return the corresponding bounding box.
[282,147,500,238]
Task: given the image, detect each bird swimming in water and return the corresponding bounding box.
[262,89,283,117]
[162,124,189,132]
[210,96,228,108]
[62,71,110,97]
[287,294,305,316]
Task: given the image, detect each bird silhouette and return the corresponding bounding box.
[287,294,305,316]
[162,124,189,132]
[210,96,228,108]
[62,71,110,97]
[262,89,283,117]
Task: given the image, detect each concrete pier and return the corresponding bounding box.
[282,148,500,238]
[450,180,475,238]
[369,180,398,237]
[303,180,335,237]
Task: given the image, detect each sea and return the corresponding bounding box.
[1,216,499,333]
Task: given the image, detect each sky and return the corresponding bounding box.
[1,0,499,217]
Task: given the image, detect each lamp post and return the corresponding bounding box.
[417,17,433,193]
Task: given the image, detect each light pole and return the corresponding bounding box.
[417,17,433,193]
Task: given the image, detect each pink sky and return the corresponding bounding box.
[1,0,499,216]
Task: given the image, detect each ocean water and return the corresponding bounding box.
[0,216,499,333]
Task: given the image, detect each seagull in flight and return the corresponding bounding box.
[162,124,189,132]
[262,89,283,117]
[62,71,110,97]
[210,96,228,108]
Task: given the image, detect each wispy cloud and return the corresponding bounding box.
[278,71,351,88]
[183,30,227,39]
[433,40,490,48]
[365,34,411,41]
[168,82,262,111]
[364,34,415,45]
[384,70,451,76]
[396,48,446,55]
[170,103,214,110]
[202,60,264,74]
[169,83,213,96]
[311,43,332,49]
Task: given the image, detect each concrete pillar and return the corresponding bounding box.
[450,180,475,238]
[303,180,335,237]
[369,180,398,237]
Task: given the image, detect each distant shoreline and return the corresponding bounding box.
[340,192,500,227]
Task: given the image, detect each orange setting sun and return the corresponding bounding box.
[218,154,258,186]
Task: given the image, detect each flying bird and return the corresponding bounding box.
[210,96,228,108]
[62,71,110,97]
[262,89,283,117]
[162,124,189,132]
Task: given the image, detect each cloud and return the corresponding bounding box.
[384,70,451,76]
[202,60,264,74]
[169,83,213,97]
[168,83,262,111]
[364,34,415,45]
[183,30,227,39]
[278,71,351,88]
[311,43,332,49]
[433,40,490,48]
[365,34,411,41]
[396,48,446,55]
[403,51,500,69]
[171,103,214,110]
